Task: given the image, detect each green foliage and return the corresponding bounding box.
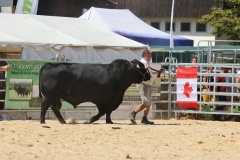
[199,0,240,44]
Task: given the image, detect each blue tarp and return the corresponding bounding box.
[80,7,193,47]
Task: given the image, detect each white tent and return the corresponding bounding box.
[0,13,147,63]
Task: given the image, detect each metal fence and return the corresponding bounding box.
[152,57,240,119]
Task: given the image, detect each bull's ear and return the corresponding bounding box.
[131,59,138,65]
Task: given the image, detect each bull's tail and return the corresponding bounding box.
[39,63,49,98]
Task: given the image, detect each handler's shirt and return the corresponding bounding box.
[140,58,154,85]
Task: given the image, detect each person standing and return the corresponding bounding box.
[227,68,238,96]
[215,67,229,110]
[236,69,240,93]
[191,57,201,102]
[202,67,214,102]
[191,57,198,64]
[0,53,10,120]
[128,49,157,125]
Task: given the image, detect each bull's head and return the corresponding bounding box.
[130,59,151,82]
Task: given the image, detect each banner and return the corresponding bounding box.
[176,67,199,109]
[15,0,39,14]
[5,60,73,110]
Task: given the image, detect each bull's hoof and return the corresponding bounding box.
[106,121,113,124]
[84,117,95,124]
[40,121,46,124]
[59,121,67,124]
[83,120,93,124]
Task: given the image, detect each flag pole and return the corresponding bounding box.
[170,0,175,50]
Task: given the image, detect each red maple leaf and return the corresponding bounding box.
[183,82,193,98]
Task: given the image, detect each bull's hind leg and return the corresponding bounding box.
[40,98,51,124]
[51,99,66,124]
[84,105,105,124]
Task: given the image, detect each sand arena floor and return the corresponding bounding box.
[0,119,240,160]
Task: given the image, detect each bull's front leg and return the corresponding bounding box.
[84,109,105,124]
[106,111,113,124]
[40,109,47,124]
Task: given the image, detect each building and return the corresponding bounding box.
[117,0,223,46]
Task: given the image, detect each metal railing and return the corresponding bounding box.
[155,61,240,119]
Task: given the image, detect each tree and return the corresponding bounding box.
[199,0,240,44]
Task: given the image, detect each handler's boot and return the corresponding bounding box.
[141,117,154,125]
[129,111,137,124]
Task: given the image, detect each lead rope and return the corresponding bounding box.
[148,67,165,78]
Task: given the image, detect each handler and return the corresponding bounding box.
[128,49,158,125]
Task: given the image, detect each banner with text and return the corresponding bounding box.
[5,60,73,110]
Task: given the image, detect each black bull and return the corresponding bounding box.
[39,59,151,124]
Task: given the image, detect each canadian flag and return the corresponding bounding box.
[176,67,199,110]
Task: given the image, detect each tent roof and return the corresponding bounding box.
[0,13,147,49]
[80,7,193,47]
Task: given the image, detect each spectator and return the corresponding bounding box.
[225,68,238,100]
[191,57,198,64]
[0,53,10,120]
[228,68,239,111]
[236,69,240,92]
[215,67,229,110]
[202,67,215,111]
[191,57,201,102]
[202,67,214,102]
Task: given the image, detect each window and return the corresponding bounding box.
[181,22,191,31]
[196,23,206,32]
[165,22,175,31]
[151,22,160,29]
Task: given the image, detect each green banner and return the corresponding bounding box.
[5,60,73,110]
[4,60,161,110]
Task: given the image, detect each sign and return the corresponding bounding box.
[5,60,73,109]
[15,0,39,14]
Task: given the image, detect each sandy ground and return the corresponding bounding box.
[0,119,240,160]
